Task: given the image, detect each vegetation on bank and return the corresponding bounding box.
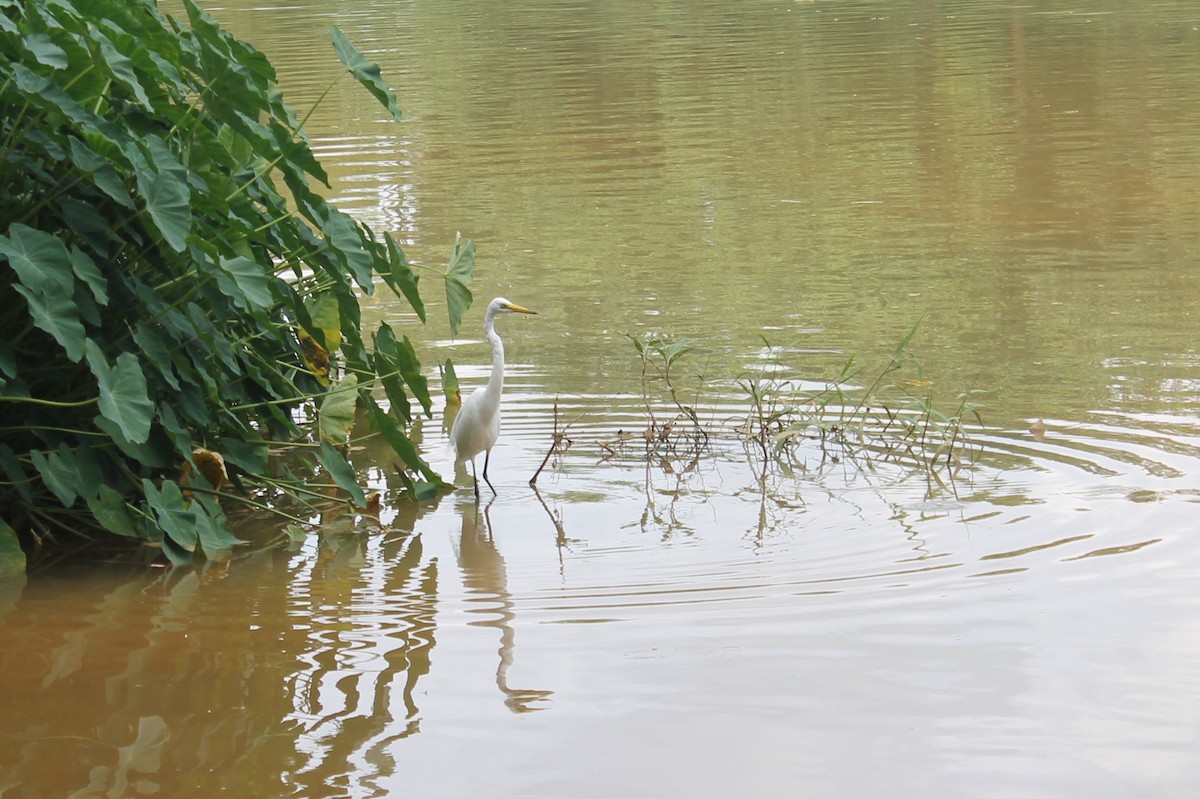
[0,0,472,573]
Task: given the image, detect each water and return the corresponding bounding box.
[4,1,1200,796]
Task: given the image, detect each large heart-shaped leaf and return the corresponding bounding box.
[217,256,274,310]
[86,341,155,444]
[193,495,241,553]
[445,234,475,337]
[0,223,74,295]
[87,485,139,537]
[24,33,68,69]
[330,27,402,124]
[142,479,198,558]
[98,33,151,108]
[316,441,366,506]
[383,233,423,321]
[30,447,79,507]
[144,171,191,252]
[318,373,359,443]
[12,283,86,362]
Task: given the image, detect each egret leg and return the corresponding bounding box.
[469,459,480,499]
[482,449,497,495]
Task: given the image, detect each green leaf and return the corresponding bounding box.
[11,284,86,363]
[366,397,441,485]
[156,402,192,457]
[85,342,155,444]
[622,332,646,356]
[374,327,411,423]
[316,441,366,506]
[69,247,109,306]
[0,226,88,357]
[217,256,274,310]
[161,532,193,566]
[193,495,240,553]
[441,358,460,402]
[318,373,359,443]
[144,171,191,252]
[30,447,79,507]
[142,479,198,555]
[329,27,403,124]
[10,64,95,134]
[132,322,180,391]
[68,137,135,208]
[219,437,268,474]
[25,33,69,69]
[0,518,25,577]
[0,224,74,295]
[87,485,139,537]
[72,443,107,503]
[653,338,692,368]
[317,204,375,290]
[97,31,152,108]
[375,324,431,416]
[383,233,424,321]
[94,416,171,469]
[445,234,475,336]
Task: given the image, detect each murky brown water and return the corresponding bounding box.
[5,2,1200,796]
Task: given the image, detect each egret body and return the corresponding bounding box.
[450,297,537,496]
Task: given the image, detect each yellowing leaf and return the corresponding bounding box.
[298,328,331,386]
[309,292,341,353]
[299,293,342,385]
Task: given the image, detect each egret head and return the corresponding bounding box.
[489,297,537,316]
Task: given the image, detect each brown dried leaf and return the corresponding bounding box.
[298,328,331,386]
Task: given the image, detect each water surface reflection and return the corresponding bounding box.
[3,415,1199,796]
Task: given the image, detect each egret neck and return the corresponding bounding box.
[483,302,507,407]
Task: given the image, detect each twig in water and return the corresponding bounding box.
[530,397,576,486]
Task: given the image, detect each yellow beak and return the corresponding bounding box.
[504,302,537,315]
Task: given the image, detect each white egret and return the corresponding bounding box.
[450,297,537,496]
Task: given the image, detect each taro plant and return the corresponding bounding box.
[0,0,472,573]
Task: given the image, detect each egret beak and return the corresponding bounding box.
[504,302,537,315]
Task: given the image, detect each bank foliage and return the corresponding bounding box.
[0,0,467,572]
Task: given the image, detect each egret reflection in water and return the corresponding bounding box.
[455,499,554,713]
